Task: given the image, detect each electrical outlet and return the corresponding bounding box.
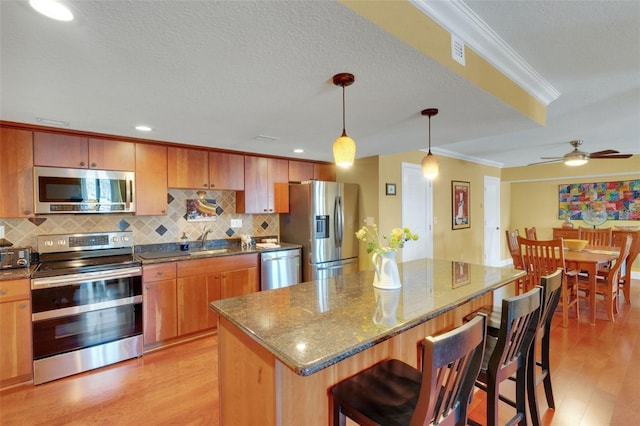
[365,217,375,226]
[0,225,4,238]
[231,219,242,228]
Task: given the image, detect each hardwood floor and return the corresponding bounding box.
[1,281,638,425]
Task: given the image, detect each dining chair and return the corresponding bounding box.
[518,236,579,327]
[506,229,525,294]
[578,226,612,247]
[332,315,486,426]
[578,235,631,321]
[524,227,538,240]
[608,231,639,304]
[468,287,541,426]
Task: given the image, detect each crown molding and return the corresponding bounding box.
[410,0,560,106]
[420,147,505,168]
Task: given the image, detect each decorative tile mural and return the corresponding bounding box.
[558,179,640,220]
[0,189,280,248]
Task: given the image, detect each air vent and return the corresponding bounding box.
[451,35,465,66]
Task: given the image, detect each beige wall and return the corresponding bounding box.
[340,152,640,274]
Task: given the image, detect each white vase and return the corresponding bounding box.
[372,250,401,289]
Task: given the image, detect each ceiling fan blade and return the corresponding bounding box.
[590,153,633,159]
[539,156,562,160]
[589,149,619,156]
[528,159,563,166]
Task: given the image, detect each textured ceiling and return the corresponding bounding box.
[1,0,638,168]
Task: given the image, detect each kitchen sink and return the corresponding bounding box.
[189,248,230,256]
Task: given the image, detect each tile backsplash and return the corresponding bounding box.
[0,189,279,249]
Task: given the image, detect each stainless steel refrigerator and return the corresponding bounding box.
[279,181,359,282]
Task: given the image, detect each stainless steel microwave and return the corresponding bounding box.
[34,166,135,214]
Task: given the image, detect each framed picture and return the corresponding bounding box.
[452,181,470,229]
[186,199,218,222]
[452,261,470,288]
[385,183,396,196]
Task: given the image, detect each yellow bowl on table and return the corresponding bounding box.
[563,239,588,251]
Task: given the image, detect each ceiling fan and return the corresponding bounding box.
[529,140,633,166]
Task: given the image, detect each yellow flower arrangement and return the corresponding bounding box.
[355,223,419,254]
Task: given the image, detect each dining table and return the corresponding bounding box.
[564,246,619,325]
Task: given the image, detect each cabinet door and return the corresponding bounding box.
[177,274,218,335]
[0,128,34,217]
[209,152,244,191]
[313,163,336,182]
[33,131,88,168]
[88,138,135,171]
[238,156,289,213]
[0,279,32,388]
[135,144,168,215]
[288,160,314,183]
[220,267,258,299]
[143,279,177,345]
[167,147,210,189]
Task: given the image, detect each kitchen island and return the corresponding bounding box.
[210,258,525,425]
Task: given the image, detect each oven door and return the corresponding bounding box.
[32,268,142,360]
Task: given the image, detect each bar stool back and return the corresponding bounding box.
[469,287,541,426]
[331,315,486,426]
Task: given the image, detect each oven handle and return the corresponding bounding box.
[32,295,143,321]
[31,266,142,290]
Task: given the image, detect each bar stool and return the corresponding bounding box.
[331,315,486,426]
[468,287,541,426]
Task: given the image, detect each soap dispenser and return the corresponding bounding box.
[180,233,189,251]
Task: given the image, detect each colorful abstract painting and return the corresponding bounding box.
[558,180,640,221]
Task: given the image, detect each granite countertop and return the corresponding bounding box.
[135,242,301,264]
[210,258,525,376]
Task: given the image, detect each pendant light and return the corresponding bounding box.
[421,108,439,179]
[332,73,356,168]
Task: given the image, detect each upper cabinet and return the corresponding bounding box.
[168,147,244,191]
[237,156,289,214]
[33,132,135,170]
[209,152,244,191]
[288,161,336,183]
[0,128,33,217]
[135,143,168,215]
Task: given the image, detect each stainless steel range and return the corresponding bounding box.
[31,231,142,385]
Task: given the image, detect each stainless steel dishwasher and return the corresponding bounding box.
[260,248,301,290]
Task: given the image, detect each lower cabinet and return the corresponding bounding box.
[143,254,259,348]
[0,279,32,389]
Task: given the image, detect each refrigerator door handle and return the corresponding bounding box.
[335,195,344,246]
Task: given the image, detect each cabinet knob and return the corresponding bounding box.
[157,271,164,276]
[203,184,208,188]
[19,303,27,309]
[161,209,166,214]
[90,162,97,168]
[80,161,86,167]
[145,285,151,290]
[23,210,32,215]
[211,183,215,188]
[0,289,7,295]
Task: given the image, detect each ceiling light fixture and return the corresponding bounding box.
[29,0,73,21]
[332,73,356,168]
[421,108,439,179]
[135,125,152,132]
[293,148,304,154]
[563,140,588,166]
[36,117,69,126]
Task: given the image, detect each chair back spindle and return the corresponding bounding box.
[578,227,612,247]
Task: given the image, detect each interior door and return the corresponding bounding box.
[401,163,433,261]
[483,176,501,266]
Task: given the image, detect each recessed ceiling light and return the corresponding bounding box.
[293,149,304,154]
[135,125,152,132]
[29,0,74,21]
[36,117,69,126]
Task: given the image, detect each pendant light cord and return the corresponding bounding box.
[341,85,347,137]
[427,116,432,154]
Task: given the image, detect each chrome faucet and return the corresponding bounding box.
[200,226,212,249]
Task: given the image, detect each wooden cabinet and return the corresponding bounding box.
[33,132,135,170]
[552,228,579,240]
[142,264,178,347]
[176,254,259,336]
[167,146,210,189]
[0,127,34,217]
[237,156,289,213]
[209,151,244,190]
[288,160,337,183]
[135,144,168,215]
[0,279,32,389]
[168,147,244,190]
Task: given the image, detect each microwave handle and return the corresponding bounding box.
[126,179,133,208]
